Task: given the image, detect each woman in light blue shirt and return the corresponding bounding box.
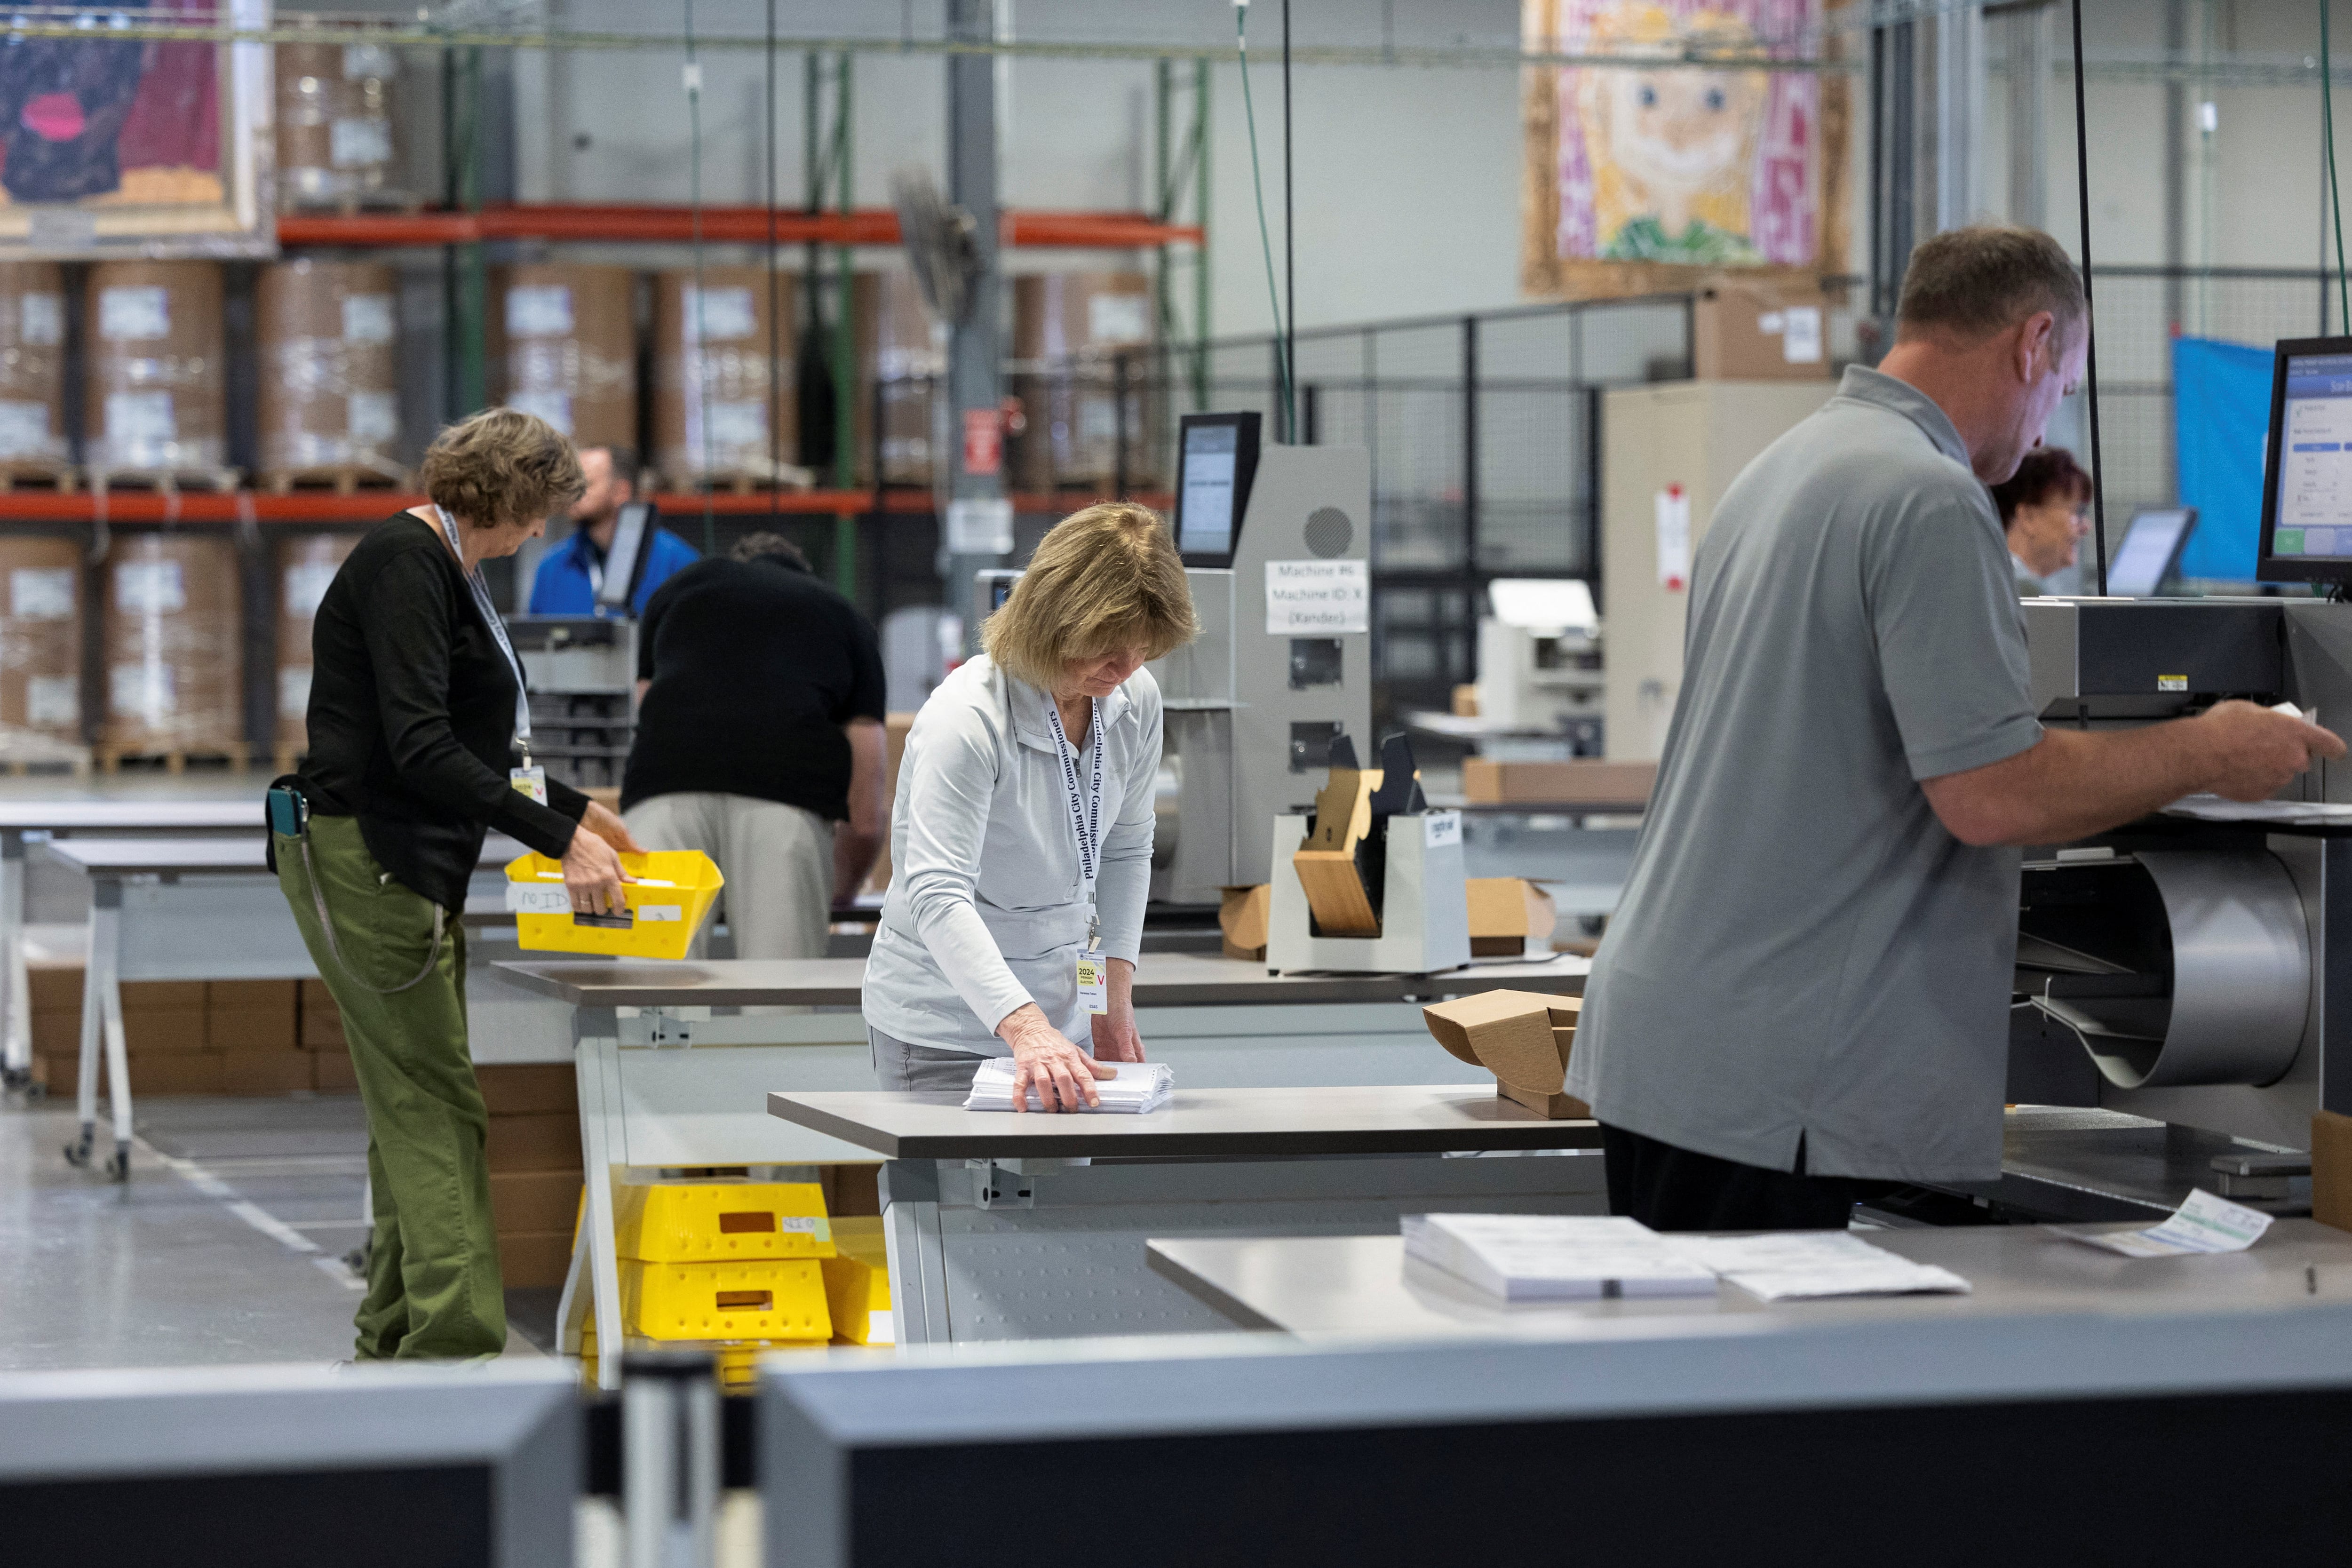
[863,503,1198,1111]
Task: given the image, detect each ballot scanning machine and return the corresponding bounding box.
[1146,414,1374,907]
[2008,339,2352,1162]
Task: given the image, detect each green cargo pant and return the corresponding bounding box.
[276,814,505,1360]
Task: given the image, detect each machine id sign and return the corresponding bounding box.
[1266,559,1367,635]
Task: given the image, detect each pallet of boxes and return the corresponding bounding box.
[580,1179,893,1391]
[29,967,315,1098]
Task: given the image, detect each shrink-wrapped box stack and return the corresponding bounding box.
[0,263,71,488]
[275,32,402,211]
[101,533,244,764]
[653,266,800,490]
[274,533,357,761]
[490,264,638,451]
[0,537,85,764]
[1011,271,1157,492]
[85,263,232,487]
[854,269,945,487]
[258,259,404,488]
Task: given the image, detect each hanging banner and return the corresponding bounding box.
[2172,335,2273,583]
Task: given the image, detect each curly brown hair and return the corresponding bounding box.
[418,407,587,529]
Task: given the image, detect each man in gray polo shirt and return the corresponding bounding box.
[1568,225,2340,1230]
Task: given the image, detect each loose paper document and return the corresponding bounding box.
[1401,1213,1718,1302]
[2167,794,2352,826]
[1671,1232,1972,1302]
[962,1058,1173,1114]
[2060,1187,2274,1259]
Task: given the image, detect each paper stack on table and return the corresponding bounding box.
[1669,1231,1972,1301]
[2058,1186,2273,1258]
[962,1058,1174,1114]
[1401,1213,1719,1301]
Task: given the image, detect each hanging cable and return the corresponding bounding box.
[767,0,782,525]
[1235,1,1293,442]
[2327,0,2350,331]
[2069,0,2108,596]
[686,0,714,551]
[1282,0,1297,445]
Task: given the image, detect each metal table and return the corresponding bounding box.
[0,799,258,1092]
[764,1084,1608,1353]
[46,836,522,1179]
[1144,1218,2352,1339]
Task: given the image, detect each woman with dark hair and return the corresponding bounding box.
[271,407,643,1361]
[1987,446,2092,581]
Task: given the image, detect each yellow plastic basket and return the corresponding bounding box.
[615,1182,835,1263]
[505,849,724,959]
[618,1257,831,1343]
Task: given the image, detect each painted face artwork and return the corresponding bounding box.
[0,6,152,203]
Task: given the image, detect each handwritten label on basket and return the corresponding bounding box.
[99,285,169,341]
[11,567,74,621]
[506,884,571,915]
[636,904,684,922]
[778,1216,822,1234]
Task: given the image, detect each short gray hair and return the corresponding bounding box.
[1896,225,2086,344]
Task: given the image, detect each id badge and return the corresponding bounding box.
[510,764,548,804]
[1074,953,1109,1016]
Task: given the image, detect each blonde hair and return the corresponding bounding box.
[983,502,1199,688]
[419,407,587,529]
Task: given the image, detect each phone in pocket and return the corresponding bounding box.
[266,783,308,838]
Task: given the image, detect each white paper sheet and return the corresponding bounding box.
[962,1057,1173,1114]
[1670,1231,1972,1302]
[1404,1213,1717,1302]
[2059,1187,2274,1259]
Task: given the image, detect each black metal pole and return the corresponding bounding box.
[767,0,781,524]
[1281,0,1296,445]
[2070,0,2109,596]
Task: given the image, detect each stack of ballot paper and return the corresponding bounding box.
[1401,1213,1719,1301]
[1669,1232,1972,1302]
[962,1058,1174,1114]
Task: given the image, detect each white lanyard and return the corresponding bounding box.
[432,507,534,750]
[1042,695,1104,902]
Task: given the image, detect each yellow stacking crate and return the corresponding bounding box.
[618,1257,831,1343]
[821,1216,895,1346]
[505,849,724,959]
[581,1319,816,1391]
[616,1181,836,1263]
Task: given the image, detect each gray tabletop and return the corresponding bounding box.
[764,1083,1602,1159]
[0,800,257,832]
[1145,1221,2352,1338]
[493,949,1592,1009]
[36,834,528,877]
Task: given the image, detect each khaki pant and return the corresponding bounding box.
[276,815,504,1361]
[869,1027,987,1094]
[624,792,832,960]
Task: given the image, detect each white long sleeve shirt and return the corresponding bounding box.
[862,654,1161,1056]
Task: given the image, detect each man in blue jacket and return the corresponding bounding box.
[526,443,698,617]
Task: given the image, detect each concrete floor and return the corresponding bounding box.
[0,1091,551,1369]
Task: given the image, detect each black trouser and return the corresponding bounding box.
[1601,1123,1863,1232]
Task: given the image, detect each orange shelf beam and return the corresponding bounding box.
[277,205,1204,250]
[0,488,1176,525]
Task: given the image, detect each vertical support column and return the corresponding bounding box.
[1930,3,1986,236]
[0,831,27,1087]
[2161,0,2188,336]
[2004,2,2051,230]
[833,54,859,601]
[445,44,489,418]
[943,0,1007,641]
[1194,59,1212,412]
[1870,19,1919,324]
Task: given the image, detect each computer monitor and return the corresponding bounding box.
[2104,508,2197,597]
[593,500,658,614]
[1172,412,1263,567]
[2258,337,2352,585]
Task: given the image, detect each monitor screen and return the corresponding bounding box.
[1172,412,1261,566]
[595,501,654,612]
[2105,509,2195,597]
[2260,341,2352,581]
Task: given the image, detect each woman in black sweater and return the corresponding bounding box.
[274,408,638,1361]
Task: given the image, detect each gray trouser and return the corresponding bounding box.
[624,791,831,960]
[869,1027,987,1094]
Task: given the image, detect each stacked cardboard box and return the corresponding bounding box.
[482,1064,583,1289]
[31,971,316,1098]
[301,979,358,1091]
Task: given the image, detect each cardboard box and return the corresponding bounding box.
[1462,758,1656,807]
[210,979,296,1011]
[492,1169,584,1235]
[124,1008,208,1055]
[209,1006,299,1051]
[32,1009,78,1055]
[127,1051,228,1096]
[301,979,345,1049]
[1218,884,1271,962]
[313,1048,359,1093]
[1466,878,1558,958]
[477,1064,577,1117]
[1692,276,1833,382]
[126,980,207,1010]
[2317,1110,2352,1233]
[487,1110,584,1172]
[33,1051,74,1096]
[1422,989,1587,1118]
[820,1162,882,1219]
[28,964,81,1011]
[222,1046,316,1097]
[498,1229,575,1289]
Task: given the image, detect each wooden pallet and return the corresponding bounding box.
[89,467,242,495]
[0,463,78,494]
[95,740,252,775]
[260,465,405,496]
[279,189,425,217]
[0,753,91,778]
[662,465,819,496]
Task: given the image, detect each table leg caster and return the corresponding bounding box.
[0,1067,27,1095]
[63,1125,93,1168]
[104,1144,129,1182]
